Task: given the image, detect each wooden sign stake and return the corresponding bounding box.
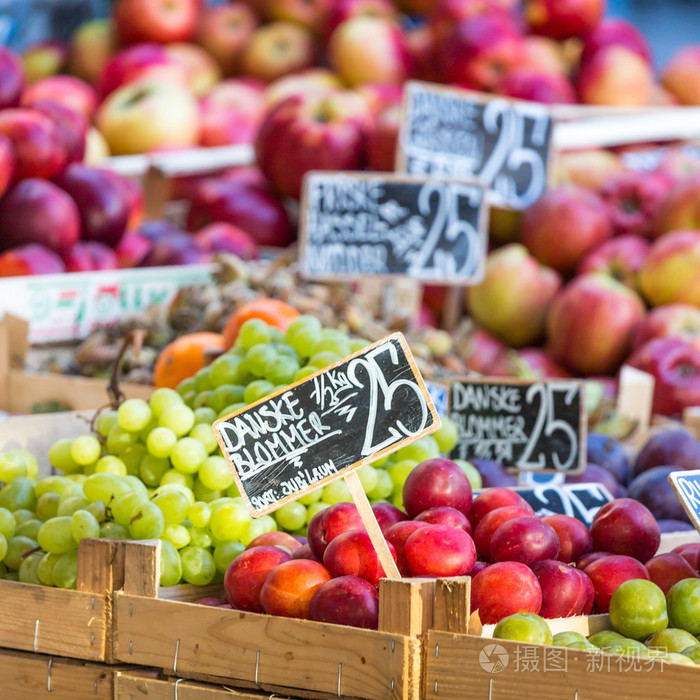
[683,407,700,442]
[344,471,401,579]
[442,287,464,333]
[616,366,655,449]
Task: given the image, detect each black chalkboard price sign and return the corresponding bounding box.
[512,483,613,527]
[396,81,554,210]
[213,332,440,517]
[668,469,700,533]
[299,172,488,284]
[449,378,586,473]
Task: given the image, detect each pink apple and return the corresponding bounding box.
[324,0,396,41]
[266,0,333,34]
[0,135,14,198]
[633,304,700,353]
[467,243,561,347]
[195,222,259,259]
[463,327,510,374]
[255,89,370,199]
[0,179,80,259]
[353,83,403,116]
[165,43,221,97]
[547,273,646,375]
[654,174,700,236]
[96,80,200,155]
[0,108,66,181]
[638,230,700,308]
[30,100,88,164]
[115,232,152,268]
[366,104,400,172]
[489,347,572,379]
[524,0,605,40]
[242,22,317,83]
[69,19,115,86]
[0,244,65,277]
[21,75,97,120]
[328,17,409,86]
[0,47,24,109]
[199,80,265,147]
[66,242,119,272]
[430,0,513,46]
[114,0,198,45]
[577,235,650,291]
[555,149,624,193]
[580,19,653,68]
[195,3,259,77]
[520,36,567,76]
[265,69,342,109]
[21,41,68,83]
[497,68,575,104]
[662,46,700,106]
[520,185,613,274]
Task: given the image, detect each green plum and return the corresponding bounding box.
[681,644,700,664]
[493,613,553,645]
[609,579,668,641]
[567,640,600,651]
[646,628,699,653]
[660,652,697,667]
[588,630,627,648]
[552,631,589,647]
[667,579,700,635]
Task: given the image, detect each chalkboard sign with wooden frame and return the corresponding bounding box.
[668,469,700,533]
[396,81,555,211]
[298,171,488,285]
[213,332,440,517]
[448,377,586,474]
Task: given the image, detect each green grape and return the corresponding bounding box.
[286,318,322,357]
[70,435,101,466]
[285,314,322,340]
[321,328,348,342]
[209,354,243,388]
[309,337,351,358]
[159,469,195,490]
[37,552,61,586]
[170,438,208,474]
[217,402,247,419]
[367,469,393,501]
[182,390,197,408]
[264,356,300,385]
[145,427,176,459]
[139,454,170,487]
[0,451,29,481]
[209,501,250,542]
[213,540,245,573]
[177,377,195,396]
[95,456,127,476]
[106,424,137,455]
[432,417,459,453]
[66,474,87,485]
[70,510,100,543]
[388,459,417,491]
[179,546,216,586]
[396,436,440,462]
[192,479,223,503]
[95,410,119,437]
[298,488,322,506]
[322,479,352,505]
[162,524,190,549]
[0,478,36,511]
[0,507,15,539]
[357,465,379,493]
[48,439,81,474]
[84,473,131,504]
[159,405,195,436]
[124,476,149,498]
[128,501,165,539]
[15,519,41,541]
[152,490,190,526]
[34,476,72,498]
[111,492,147,526]
[188,423,218,455]
[57,495,91,517]
[348,338,370,353]
[391,491,404,510]
[198,456,234,491]
[187,526,212,548]
[193,367,213,393]
[240,520,265,546]
[193,406,217,425]
[209,384,245,413]
[306,501,329,524]
[188,501,212,529]
[225,481,241,498]
[13,508,35,526]
[244,344,277,378]
[243,379,274,404]
[35,492,61,521]
[0,532,6,562]
[160,539,182,587]
[58,483,85,502]
[53,551,79,589]
[99,522,129,539]
[193,391,212,409]
[274,501,307,531]
[120,445,148,477]
[86,500,107,522]
[293,366,317,382]
[117,398,153,432]
[38,516,76,554]
[238,319,272,350]
[149,388,183,418]
[2,571,18,581]
[4,536,38,570]
[208,497,233,512]
[18,550,44,584]
[257,514,276,533]
[308,351,342,369]
[137,417,159,442]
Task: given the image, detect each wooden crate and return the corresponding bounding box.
[0,647,116,700]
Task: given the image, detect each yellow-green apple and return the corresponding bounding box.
[520,36,568,76]
[264,68,342,109]
[199,79,265,146]
[66,242,119,272]
[490,347,572,379]
[633,304,700,353]
[524,0,605,40]
[467,243,562,347]
[520,185,613,274]
[577,46,654,106]
[69,19,115,86]
[195,222,259,260]
[96,79,200,155]
[547,274,646,375]
[324,0,396,41]
[600,171,675,238]
[489,207,521,244]
[662,47,700,106]
[84,127,110,164]
[165,43,221,97]
[497,69,575,103]
[439,12,522,90]
[654,174,700,235]
[328,17,409,86]
[638,230,700,308]
[580,19,652,67]
[266,0,333,34]
[0,108,66,181]
[242,22,317,82]
[577,235,650,291]
[186,178,293,247]
[0,47,24,109]
[21,75,97,119]
[30,100,88,164]
[0,244,65,277]
[0,135,14,198]
[366,104,400,171]
[555,149,624,192]
[627,338,700,416]
[56,164,130,248]
[0,179,80,259]
[195,3,259,77]
[114,0,198,45]
[21,41,68,83]
[255,89,371,199]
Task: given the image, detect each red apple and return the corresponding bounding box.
[30,100,88,165]
[265,69,342,110]
[662,46,700,106]
[69,19,115,86]
[633,304,700,353]
[242,22,316,83]
[21,76,97,119]
[115,232,152,268]
[165,43,221,97]
[531,559,592,618]
[65,242,119,272]
[467,243,562,347]
[490,517,559,565]
[524,0,605,40]
[580,19,653,68]
[546,273,646,375]
[292,544,320,561]
[323,529,397,585]
[402,458,473,519]
[468,488,535,529]
[414,506,472,534]
[247,532,302,553]
[577,550,611,570]
[520,185,613,274]
[430,0,513,46]
[371,502,408,535]
[199,80,265,147]
[307,502,365,560]
[646,553,698,595]
[255,89,370,199]
[21,41,68,83]
[260,559,332,619]
[324,0,396,40]
[462,327,509,374]
[405,24,439,82]
[675,543,700,569]
[328,16,409,87]
[195,222,259,259]
[114,0,198,45]
[489,347,572,380]
[541,514,592,564]
[0,179,79,259]
[584,554,650,613]
[577,235,650,290]
[0,244,65,277]
[366,104,400,172]
[195,3,259,77]
[0,135,14,198]
[473,505,534,561]
[0,47,24,109]
[384,520,430,575]
[0,108,66,181]
[267,0,333,34]
[309,576,379,629]
[354,83,403,116]
[498,69,575,104]
[405,524,476,577]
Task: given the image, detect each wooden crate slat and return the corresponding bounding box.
[114,593,420,700]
